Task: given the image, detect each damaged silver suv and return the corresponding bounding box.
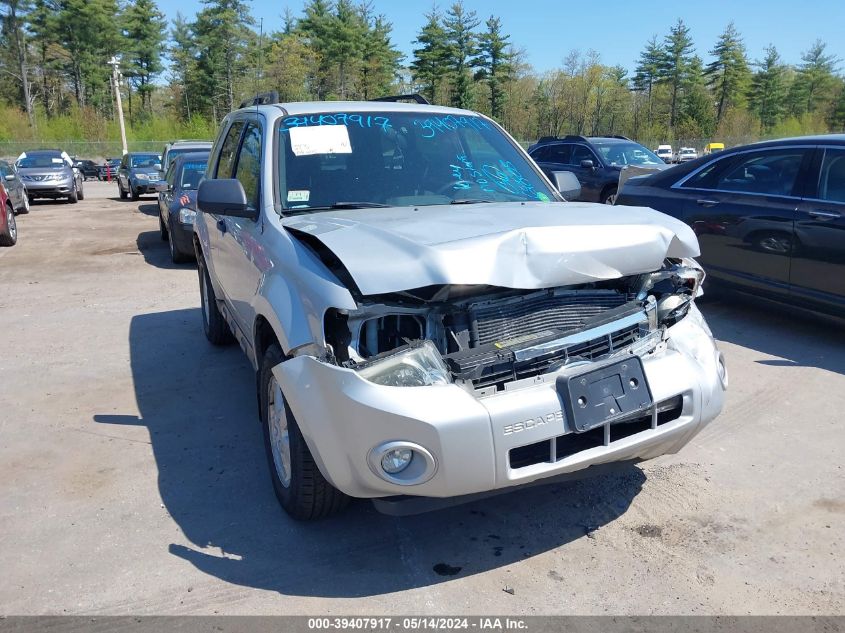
[194,94,728,520]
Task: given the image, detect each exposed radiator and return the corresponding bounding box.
[469,289,632,346]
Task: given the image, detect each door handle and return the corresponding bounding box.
[805,209,841,220]
[216,219,227,233]
[696,199,720,207]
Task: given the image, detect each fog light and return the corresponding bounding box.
[381,448,413,474]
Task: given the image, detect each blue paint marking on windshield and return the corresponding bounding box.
[280,114,391,133]
[414,115,492,139]
[449,154,538,196]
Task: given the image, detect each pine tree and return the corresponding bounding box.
[632,35,664,127]
[749,45,786,132]
[830,84,845,130]
[475,15,513,120]
[122,0,167,116]
[706,22,750,123]
[442,1,481,109]
[679,55,715,138]
[659,19,695,129]
[358,12,401,100]
[409,6,450,103]
[795,40,839,114]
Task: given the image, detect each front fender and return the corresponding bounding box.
[251,221,358,358]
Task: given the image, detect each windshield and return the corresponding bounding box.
[167,147,208,168]
[593,142,664,167]
[277,111,557,211]
[18,155,66,169]
[130,154,160,169]
[178,160,207,190]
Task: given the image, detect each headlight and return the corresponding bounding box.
[135,173,150,180]
[178,208,196,224]
[637,258,705,325]
[357,340,451,387]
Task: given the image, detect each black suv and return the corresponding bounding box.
[528,135,667,204]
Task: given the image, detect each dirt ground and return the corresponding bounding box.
[0,181,843,615]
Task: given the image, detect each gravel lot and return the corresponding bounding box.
[0,181,843,615]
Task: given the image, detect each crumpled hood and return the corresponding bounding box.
[283,201,700,296]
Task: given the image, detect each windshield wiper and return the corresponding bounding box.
[450,198,493,205]
[306,201,390,210]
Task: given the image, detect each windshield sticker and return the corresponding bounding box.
[289,125,352,156]
[51,158,64,164]
[537,192,551,202]
[414,115,492,139]
[449,154,539,196]
[287,190,310,202]
[281,114,391,133]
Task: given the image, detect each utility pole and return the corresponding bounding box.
[108,56,128,156]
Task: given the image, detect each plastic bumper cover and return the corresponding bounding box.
[274,305,725,500]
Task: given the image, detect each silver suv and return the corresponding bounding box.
[194,95,727,520]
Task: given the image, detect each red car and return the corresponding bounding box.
[0,183,17,246]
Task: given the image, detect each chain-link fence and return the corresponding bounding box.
[0,140,168,162]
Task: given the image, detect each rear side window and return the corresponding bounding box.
[817,148,845,204]
[234,122,262,209]
[547,144,572,164]
[683,148,806,197]
[530,145,551,161]
[215,121,245,178]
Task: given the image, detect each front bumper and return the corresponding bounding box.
[275,305,726,501]
[131,179,158,194]
[25,181,74,197]
[170,220,196,257]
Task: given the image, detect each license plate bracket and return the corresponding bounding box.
[558,358,653,433]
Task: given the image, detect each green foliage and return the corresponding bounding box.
[705,22,750,122]
[749,46,787,133]
[658,18,695,128]
[121,0,167,115]
[442,1,481,109]
[410,6,450,103]
[476,16,513,119]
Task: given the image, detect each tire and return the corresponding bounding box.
[197,253,233,345]
[168,217,190,264]
[67,185,78,204]
[601,187,618,205]
[159,213,168,241]
[0,203,17,246]
[131,186,139,201]
[260,343,350,520]
[17,193,30,215]
[119,182,128,200]
[77,182,84,201]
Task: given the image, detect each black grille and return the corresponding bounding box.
[471,290,631,346]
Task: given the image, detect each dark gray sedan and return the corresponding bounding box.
[157,152,208,263]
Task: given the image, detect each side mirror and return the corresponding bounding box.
[4,174,15,182]
[580,159,595,169]
[198,178,256,219]
[154,182,170,193]
[154,163,161,171]
[552,171,582,201]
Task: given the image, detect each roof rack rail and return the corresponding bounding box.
[536,134,589,144]
[370,93,430,105]
[607,134,631,140]
[239,91,279,109]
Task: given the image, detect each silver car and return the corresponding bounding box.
[194,97,728,519]
[15,150,84,204]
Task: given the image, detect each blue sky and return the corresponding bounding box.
[163,0,845,74]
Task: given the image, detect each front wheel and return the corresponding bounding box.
[260,344,350,520]
[118,182,128,200]
[159,213,168,241]
[168,218,191,264]
[67,186,78,204]
[17,193,30,214]
[197,253,233,345]
[601,187,618,205]
[0,203,17,246]
[131,186,139,201]
[77,182,84,201]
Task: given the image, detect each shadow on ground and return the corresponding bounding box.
[93,308,645,598]
[699,292,845,375]
[136,229,193,270]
